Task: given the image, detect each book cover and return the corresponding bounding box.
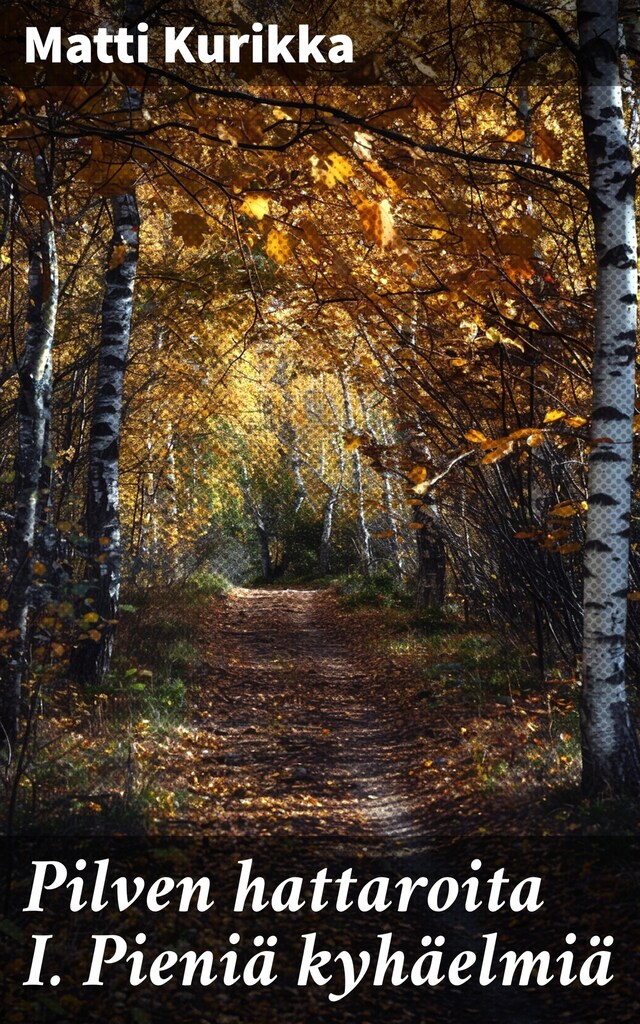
[0,2,638,1021]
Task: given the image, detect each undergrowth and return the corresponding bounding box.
[3,570,231,836]
[333,568,405,609]
[377,602,639,834]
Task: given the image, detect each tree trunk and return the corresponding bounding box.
[415,502,446,609]
[577,0,640,797]
[1,159,58,755]
[340,372,372,574]
[71,193,140,684]
[319,486,339,575]
[70,2,143,684]
[242,463,273,581]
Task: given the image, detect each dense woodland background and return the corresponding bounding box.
[1,0,640,834]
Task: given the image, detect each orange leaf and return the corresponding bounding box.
[535,127,562,163]
[408,466,428,485]
[172,211,209,248]
[266,227,295,265]
[108,244,127,269]
[353,193,396,248]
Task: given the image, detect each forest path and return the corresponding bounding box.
[163,587,439,836]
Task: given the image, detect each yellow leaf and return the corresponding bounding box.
[411,480,434,496]
[481,437,515,461]
[450,357,467,367]
[508,427,536,441]
[484,327,524,352]
[216,124,238,147]
[565,415,587,428]
[343,433,362,451]
[0,599,8,613]
[83,611,100,624]
[505,128,526,143]
[544,410,566,424]
[266,227,295,265]
[310,151,353,187]
[240,195,270,220]
[465,429,487,444]
[33,561,47,577]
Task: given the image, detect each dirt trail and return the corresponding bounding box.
[165,588,437,836]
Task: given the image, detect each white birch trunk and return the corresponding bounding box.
[1,158,58,754]
[578,0,640,795]
[340,372,372,574]
[72,2,143,684]
[73,192,140,683]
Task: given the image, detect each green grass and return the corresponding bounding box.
[333,568,405,609]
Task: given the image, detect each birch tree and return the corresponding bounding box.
[71,4,143,683]
[1,157,58,756]
[577,0,640,795]
[70,193,140,684]
[340,371,373,574]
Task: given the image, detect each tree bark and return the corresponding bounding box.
[319,486,339,575]
[577,0,640,796]
[71,192,140,684]
[415,502,446,609]
[71,1,143,684]
[242,462,273,582]
[340,372,372,574]
[1,158,58,755]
